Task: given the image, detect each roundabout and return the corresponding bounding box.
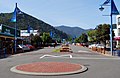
[10,62,87,76]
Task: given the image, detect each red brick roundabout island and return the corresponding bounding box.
[10,62,87,76]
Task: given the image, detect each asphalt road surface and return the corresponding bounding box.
[0,45,120,78]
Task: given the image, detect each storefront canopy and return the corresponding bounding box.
[114,37,120,40]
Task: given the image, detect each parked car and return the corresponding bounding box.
[81,43,88,47]
[88,44,97,49]
[18,44,30,51]
[72,43,76,45]
[96,44,105,48]
[26,44,35,50]
[89,44,105,49]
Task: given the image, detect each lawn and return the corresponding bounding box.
[53,48,60,52]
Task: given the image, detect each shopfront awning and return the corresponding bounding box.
[114,36,120,40]
[0,33,14,39]
[0,35,14,39]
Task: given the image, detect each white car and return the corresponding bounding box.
[88,44,97,49]
[89,44,105,49]
[18,44,30,51]
[96,44,105,48]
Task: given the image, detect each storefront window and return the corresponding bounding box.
[118,17,120,25]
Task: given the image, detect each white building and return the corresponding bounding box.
[20,30,38,37]
[114,15,120,47]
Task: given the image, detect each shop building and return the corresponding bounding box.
[113,15,120,48]
[0,24,20,54]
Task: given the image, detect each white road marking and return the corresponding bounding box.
[39,54,120,60]
[40,54,73,59]
[78,50,90,53]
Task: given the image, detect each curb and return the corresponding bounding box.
[89,49,113,57]
[10,64,87,76]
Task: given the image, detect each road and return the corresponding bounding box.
[0,45,120,78]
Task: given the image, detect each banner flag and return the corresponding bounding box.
[27,25,31,33]
[27,25,33,33]
[111,0,119,15]
[11,3,23,22]
[50,31,53,38]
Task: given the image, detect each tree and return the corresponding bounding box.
[42,32,52,45]
[75,37,80,43]
[75,33,88,43]
[30,34,42,48]
[87,30,97,42]
[95,24,115,46]
[79,33,88,43]
[95,24,110,45]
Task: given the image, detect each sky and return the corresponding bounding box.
[0,0,120,29]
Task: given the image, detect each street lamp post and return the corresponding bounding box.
[14,19,17,53]
[11,3,23,53]
[14,3,18,53]
[99,0,119,56]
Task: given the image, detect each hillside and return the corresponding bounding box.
[56,25,91,38]
[0,13,69,39]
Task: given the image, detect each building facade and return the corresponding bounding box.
[0,24,20,54]
[114,15,120,47]
[20,30,38,37]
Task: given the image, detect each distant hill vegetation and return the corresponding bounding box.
[55,25,92,38]
[0,13,69,39]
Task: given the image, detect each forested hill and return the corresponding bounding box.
[0,13,69,39]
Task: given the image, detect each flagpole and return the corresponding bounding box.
[11,3,24,53]
[14,21,17,53]
[14,3,17,53]
[110,0,113,55]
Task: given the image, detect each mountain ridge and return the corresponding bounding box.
[55,25,92,38]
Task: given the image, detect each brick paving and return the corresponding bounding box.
[16,62,82,73]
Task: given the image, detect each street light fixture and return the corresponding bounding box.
[99,6,104,11]
[99,0,119,56]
